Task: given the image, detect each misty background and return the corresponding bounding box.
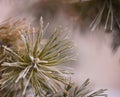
[0,0,120,96]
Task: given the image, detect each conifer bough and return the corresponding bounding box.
[0,17,73,97]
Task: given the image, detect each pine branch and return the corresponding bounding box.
[0,17,73,97]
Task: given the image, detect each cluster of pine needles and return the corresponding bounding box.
[0,17,107,97]
[77,0,120,50]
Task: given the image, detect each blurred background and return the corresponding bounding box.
[0,0,120,96]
